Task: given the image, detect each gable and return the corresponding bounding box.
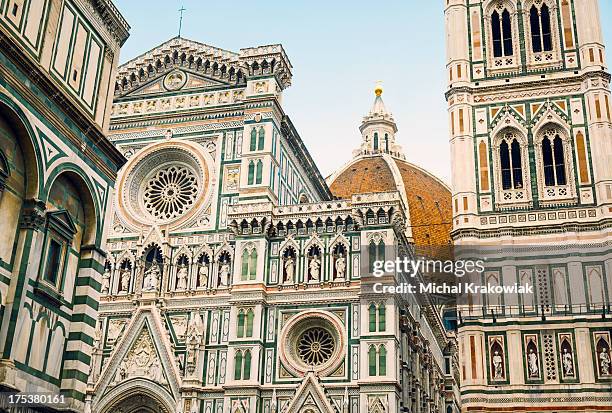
[122,68,232,99]
[285,373,337,413]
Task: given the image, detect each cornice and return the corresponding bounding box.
[445,70,611,101]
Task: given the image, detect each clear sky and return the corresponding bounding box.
[113,0,612,184]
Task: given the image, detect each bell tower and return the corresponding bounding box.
[446,1,612,412]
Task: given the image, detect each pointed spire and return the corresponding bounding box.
[370,82,389,116]
[355,84,404,159]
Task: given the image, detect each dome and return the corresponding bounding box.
[327,87,452,247]
[328,155,452,248]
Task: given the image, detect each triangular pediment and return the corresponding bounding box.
[123,69,231,98]
[115,36,244,97]
[92,309,182,403]
[285,373,337,413]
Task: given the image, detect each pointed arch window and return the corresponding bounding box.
[530,4,553,53]
[257,128,265,151]
[234,350,243,379]
[237,310,246,338]
[369,303,377,332]
[255,160,263,184]
[378,345,387,375]
[368,302,386,332]
[499,138,523,190]
[368,238,385,273]
[234,349,252,380]
[492,9,514,57]
[368,345,377,376]
[542,134,566,186]
[241,248,257,281]
[368,344,387,376]
[250,128,257,151]
[247,161,255,185]
[246,309,254,336]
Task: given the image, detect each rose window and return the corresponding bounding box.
[143,165,198,220]
[297,327,335,366]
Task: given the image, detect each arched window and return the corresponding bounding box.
[241,249,250,281]
[500,140,511,189]
[243,350,252,379]
[255,160,263,184]
[542,133,566,186]
[247,161,255,185]
[373,132,379,151]
[237,310,245,338]
[249,250,257,280]
[499,137,523,190]
[384,133,389,151]
[241,248,257,281]
[378,304,386,331]
[502,9,514,56]
[511,138,523,189]
[257,128,265,151]
[379,345,387,375]
[368,239,385,273]
[369,302,385,332]
[368,345,377,376]
[250,128,257,151]
[492,9,514,57]
[492,11,503,57]
[369,303,377,332]
[234,350,243,379]
[530,4,553,53]
[246,309,254,336]
[553,136,566,185]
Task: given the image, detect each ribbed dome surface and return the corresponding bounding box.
[328,156,452,247]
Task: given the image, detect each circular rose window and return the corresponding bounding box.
[279,310,346,377]
[116,141,211,228]
[143,165,198,220]
[298,327,335,366]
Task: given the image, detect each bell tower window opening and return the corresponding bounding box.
[542,135,567,186]
[499,138,523,190]
[492,9,514,58]
[530,4,553,53]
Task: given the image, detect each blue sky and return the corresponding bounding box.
[114,0,612,183]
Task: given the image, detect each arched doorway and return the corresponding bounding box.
[95,378,175,413]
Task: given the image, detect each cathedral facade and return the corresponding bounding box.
[0,0,129,411]
[445,0,612,411]
[87,38,457,413]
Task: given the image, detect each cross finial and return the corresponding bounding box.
[178,6,186,37]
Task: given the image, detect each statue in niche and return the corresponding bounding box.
[309,256,321,282]
[219,260,230,286]
[562,348,574,376]
[101,268,111,294]
[284,255,295,284]
[600,348,611,376]
[143,259,160,292]
[527,349,539,377]
[335,255,346,280]
[492,351,504,379]
[120,268,131,293]
[198,264,209,288]
[176,264,188,291]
